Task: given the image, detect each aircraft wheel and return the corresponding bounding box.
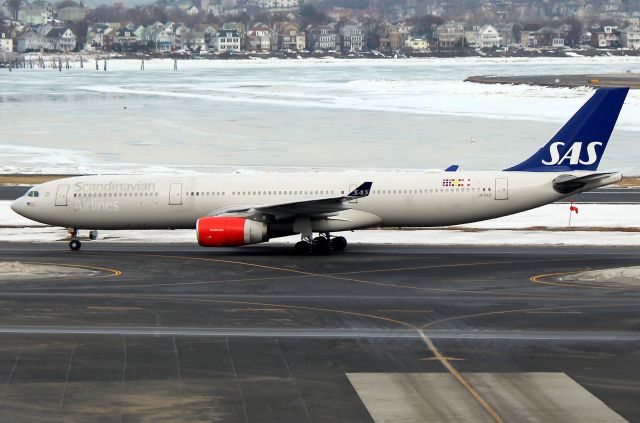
[69,239,82,251]
[89,230,99,240]
[294,241,311,254]
[331,236,347,251]
[312,237,331,255]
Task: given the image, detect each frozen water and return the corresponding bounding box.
[1,57,640,175]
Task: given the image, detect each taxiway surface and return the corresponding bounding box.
[0,243,639,422]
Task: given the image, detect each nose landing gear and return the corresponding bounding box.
[68,228,81,251]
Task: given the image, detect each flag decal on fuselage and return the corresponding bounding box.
[442,178,471,187]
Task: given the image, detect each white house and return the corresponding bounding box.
[309,24,337,51]
[339,23,363,52]
[183,31,206,51]
[16,31,44,52]
[251,0,299,9]
[475,25,501,48]
[620,25,640,49]
[212,29,241,52]
[18,1,53,25]
[0,33,13,52]
[44,27,76,51]
[87,24,115,50]
[404,37,428,50]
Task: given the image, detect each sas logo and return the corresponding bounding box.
[542,141,602,166]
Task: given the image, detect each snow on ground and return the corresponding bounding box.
[562,266,640,287]
[0,261,100,280]
[1,201,638,246]
[565,266,640,282]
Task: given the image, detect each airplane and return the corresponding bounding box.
[11,87,629,254]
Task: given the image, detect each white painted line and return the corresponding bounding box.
[347,373,628,423]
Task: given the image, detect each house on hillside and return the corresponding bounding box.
[246,23,272,51]
[308,23,337,51]
[87,24,115,50]
[475,25,501,48]
[620,25,640,49]
[404,37,429,50]
[44,27,76,51]
[115,27,139,50]
[277,23,305,51]
[495,23,516,46]
[211,29,242,52]
[339,22,363,52]
[18,1,53,25]
[379,23,409,52]
[16,31,44,52]
[435,21,465,47]
[183,31,206,51]
[0,32,13,52]
[591,26,619,48]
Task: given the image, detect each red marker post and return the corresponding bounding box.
[568,200,579,227]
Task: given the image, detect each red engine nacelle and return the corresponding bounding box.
[196,217,269,247]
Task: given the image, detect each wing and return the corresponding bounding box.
[209,182,373,221]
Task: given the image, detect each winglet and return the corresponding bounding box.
[347,182,372,198]
[445,165,459,172]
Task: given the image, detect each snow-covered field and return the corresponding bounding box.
[2,201,638,246]
[0,261,99,280]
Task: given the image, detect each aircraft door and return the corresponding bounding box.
[55,184,69,206]
[495,178,508,200]
[169,183,183,205]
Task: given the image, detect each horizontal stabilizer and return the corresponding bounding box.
[553,172,622,194]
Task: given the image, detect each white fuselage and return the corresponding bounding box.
[11,170,618,238]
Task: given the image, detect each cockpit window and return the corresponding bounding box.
[27,190,39,198]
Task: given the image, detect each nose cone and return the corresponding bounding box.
[10,198,26,217]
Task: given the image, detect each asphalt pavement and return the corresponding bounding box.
[0,243,639,422]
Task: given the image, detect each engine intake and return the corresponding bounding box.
[197,217,268,247]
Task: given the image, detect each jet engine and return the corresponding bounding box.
[196,217,268,247]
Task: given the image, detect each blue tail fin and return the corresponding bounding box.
[505,88,629,172]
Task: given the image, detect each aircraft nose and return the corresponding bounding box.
[10,198,25,217]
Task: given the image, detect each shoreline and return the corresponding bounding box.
[5,48,640,64]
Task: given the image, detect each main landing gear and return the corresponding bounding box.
[294,233,348,255]
[67,229,99,251]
